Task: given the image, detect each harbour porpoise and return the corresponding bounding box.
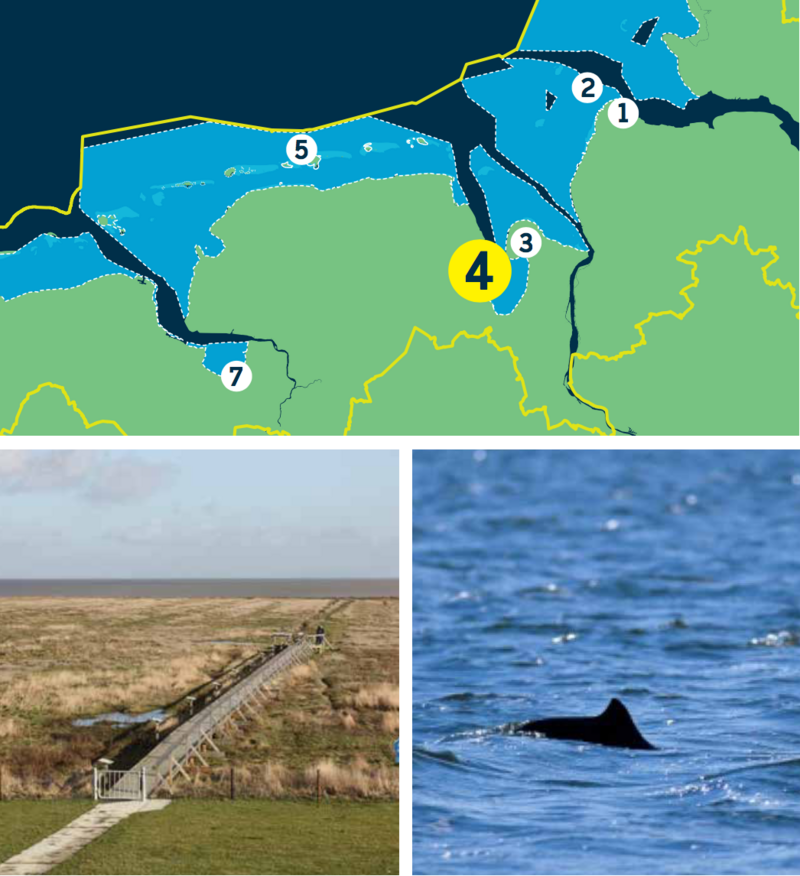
[516,698,656,750]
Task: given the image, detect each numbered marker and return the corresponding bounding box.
[608,98,639,128]
[572,72,604,103]
[448,240,512,303]
[221,360,252,392]
[509,226,542,259]
[286,134,318,165]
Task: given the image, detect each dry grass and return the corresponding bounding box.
[0,596,330,795]
[340,711,358,729]
[0,717,20,738]
[381,711,400,734]
[167,758,398,800]
[174,598,401,799]
[0,650,239,716]
[352,683,400,710]
[308,758,397,798]
[0,596,399,800]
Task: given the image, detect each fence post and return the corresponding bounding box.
[316,768,321,806]
[0,763,3,801]
[230,766,235,801]
[93,767,98,802]
[141,767,147,801]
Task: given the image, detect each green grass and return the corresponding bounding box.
[0,800,91,862]
[51,800,398,875]
[663,0,799,118]
[0,275,293,436]
[570,111,798,435]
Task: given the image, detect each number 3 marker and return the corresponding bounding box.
[510,226,542,259]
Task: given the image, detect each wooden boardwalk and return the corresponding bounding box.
[133,637,315,795]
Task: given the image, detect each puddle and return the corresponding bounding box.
[72,709,167,727]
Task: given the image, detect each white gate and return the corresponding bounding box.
[93,767,148,801]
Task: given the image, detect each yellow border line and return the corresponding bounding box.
[343,325,608,436]
[7,228,793,438]
[0,382,127,436]
[0,1,540,230]
[782,1,799,22]
[0,382,294,436]
[232,424,291,436]
[567,225,799,433]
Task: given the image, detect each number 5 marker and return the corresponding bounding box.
[286,134,318,165]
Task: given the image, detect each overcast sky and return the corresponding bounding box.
[0,450,398,579]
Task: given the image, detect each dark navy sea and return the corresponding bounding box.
[413,450,800,875]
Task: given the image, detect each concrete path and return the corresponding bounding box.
[0,800,170,875]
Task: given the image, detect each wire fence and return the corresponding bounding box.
[0,762,399,802]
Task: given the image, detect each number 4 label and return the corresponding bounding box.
[448,240,512,303]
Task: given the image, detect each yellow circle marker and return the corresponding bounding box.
[448,240,512,302]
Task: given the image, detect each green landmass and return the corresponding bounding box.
[663,0,799,119]
[185,175,607,435]
[50,801,398,875]
[224,167,236,178]
[0,801,92,862]
[4,62,795,437]
[0,276,293,435]
[569,110,798,434]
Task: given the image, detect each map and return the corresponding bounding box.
[1,0,797,436]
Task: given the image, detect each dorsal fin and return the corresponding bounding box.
[600,698,628,721]
[518,698,656,749]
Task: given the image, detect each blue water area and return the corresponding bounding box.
[73,708,167,727]
[0,232,132,300]
[81,118,468,314]
[470,145,585,252]
[414,450,800,875]
[465,60,619,223]
[469,145,586,315]
[202,341,248,375]
[522,1,698,106]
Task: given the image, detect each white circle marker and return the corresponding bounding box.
[509,226,543,258]
[221,361,252,392]
[572,72,604,103]
[608,98,639,128]
[286,134,318,165]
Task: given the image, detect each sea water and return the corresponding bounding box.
[413,449,800,875]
